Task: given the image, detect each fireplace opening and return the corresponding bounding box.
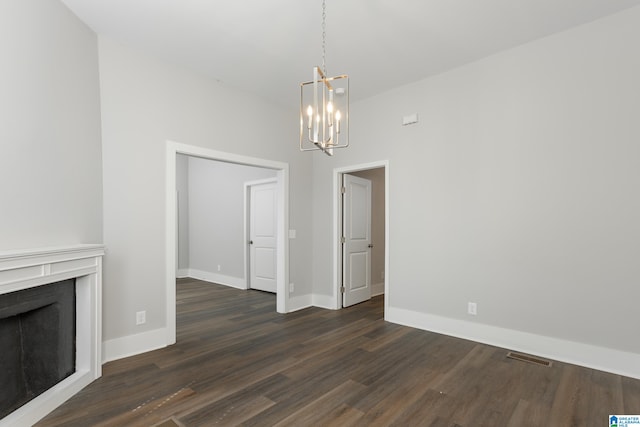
[0,279,76,420]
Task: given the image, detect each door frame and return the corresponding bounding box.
[166,140,289,346]
[244,178,278,291]
[333,160,389,313]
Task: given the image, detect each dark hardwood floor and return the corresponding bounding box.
[37,278,640,426]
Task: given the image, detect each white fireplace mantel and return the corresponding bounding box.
[0,244,105,427]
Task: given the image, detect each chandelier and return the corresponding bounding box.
[300,0,349,156]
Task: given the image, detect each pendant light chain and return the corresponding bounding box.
[322,0,327,76]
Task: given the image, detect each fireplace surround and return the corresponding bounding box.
[0,245,104,426]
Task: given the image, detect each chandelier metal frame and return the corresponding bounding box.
[299,0,349,156]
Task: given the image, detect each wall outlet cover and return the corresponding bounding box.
[468,302,477,316]
[136,311,146,325]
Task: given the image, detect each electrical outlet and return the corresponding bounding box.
[136,311,146,325]
[289,283,294,293]
[468,302,477,316]
[217,265,221,272]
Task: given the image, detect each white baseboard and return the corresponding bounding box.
[187,268,246,289]
[288,294,312,312]
[313,293,337,310]
[311,287,384,309]
[176,268,189,278]
[102,328,168,363]
[371,282,384,297]
[386,306,640,380]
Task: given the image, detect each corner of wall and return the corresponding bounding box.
[187,269,247,290]
[312,293,337,310]
[288,294,313,312]
[102,328,168,363]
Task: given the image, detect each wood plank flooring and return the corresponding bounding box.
[37,278,640,426]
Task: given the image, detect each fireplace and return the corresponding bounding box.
[0,279,76,419]
[0,245,104,426]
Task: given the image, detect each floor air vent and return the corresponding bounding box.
[506,351,552,367]
[153,418,184,427]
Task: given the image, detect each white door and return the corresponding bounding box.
[342,174,372,307]
[250,182,277,293]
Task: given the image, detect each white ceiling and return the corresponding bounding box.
[61,0,640,109]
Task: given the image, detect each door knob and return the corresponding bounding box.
[249,240,253,245]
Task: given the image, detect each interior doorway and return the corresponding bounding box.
[334,161,389,312]
[176,157,277,290]
[166,141,289,346]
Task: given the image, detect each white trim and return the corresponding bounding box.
[275,169,289,313]
[386,306,640,380]
[176,268,189,279]
[166,140,290,346]
[288,294,313,312]
[0,244,104,426]
[102,328,167,363]
[333,161,390,311]
[0,244,105,264]
[187,269,246,290]
[166,146,177,346]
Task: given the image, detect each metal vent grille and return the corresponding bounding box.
[506,351,552,367]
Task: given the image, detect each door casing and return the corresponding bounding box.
[333,160,389,313]
[166,140,289,346]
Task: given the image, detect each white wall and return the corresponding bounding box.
[185,157,276,284]
[0,0,103,251]
[312,6,640,377]
[99,38,313,358]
